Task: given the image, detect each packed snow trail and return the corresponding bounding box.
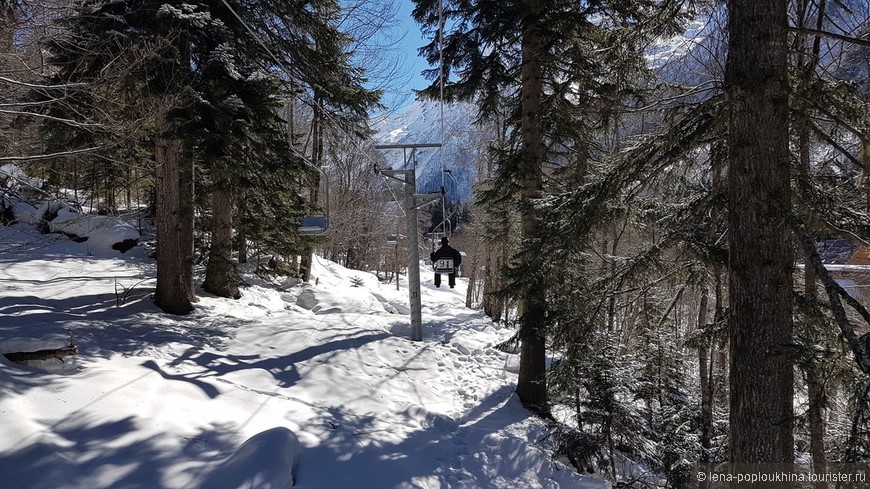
[0,226,606,488]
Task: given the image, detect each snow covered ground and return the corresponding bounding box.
[0,223,606,488]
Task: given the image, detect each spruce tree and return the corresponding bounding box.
[413,0,685,416]
[40,0,378,307]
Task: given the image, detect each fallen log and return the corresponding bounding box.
[3,330,77,363]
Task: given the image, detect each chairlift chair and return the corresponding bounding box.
[296,158,330,236]
[298,215,329,236]
[428,231,446,252]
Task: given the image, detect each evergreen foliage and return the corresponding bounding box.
[1,0,870,483]
[413,0,690,415]
[33,0,380,292]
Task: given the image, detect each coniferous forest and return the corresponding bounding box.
[1,0,870,487]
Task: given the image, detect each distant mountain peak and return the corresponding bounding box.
[373,99,482,202]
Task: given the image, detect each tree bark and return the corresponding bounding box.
[515,17,548,416]
[698,287,714,456]
[179,146,197,304]
[154,134,195,315]
[203,186,240,299]
[726,0,794,464]
[236,197,248,264]
[482,249,502,322]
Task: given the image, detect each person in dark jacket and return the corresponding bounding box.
[430,236,462,288]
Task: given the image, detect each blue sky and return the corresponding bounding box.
[396,1,431,92]
[352,0,439,112]
[374,0,432,111]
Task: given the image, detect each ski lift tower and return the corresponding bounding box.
[375,143,442,341]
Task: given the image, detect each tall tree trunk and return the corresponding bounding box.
[701,143,725,460]
[726,0,794,464]
[300,97,324,283]
[179,146,197,304]
[698,287,714,456]
[801,94,827,469]
[154,134,195,314]
[236,197,248,264]
[482,250,501,322]
[515,19,548,416]
[203,186,239,299]
[795,0,827,467]
[465,239,479,308]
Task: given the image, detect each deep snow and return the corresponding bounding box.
[0,224,606,488]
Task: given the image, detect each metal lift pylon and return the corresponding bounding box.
[375,143,442,341]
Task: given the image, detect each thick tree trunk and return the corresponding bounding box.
[154,135,195,315]
[203,186,240,299]
[515,22,548,416]
[726,0,794,464]
[482,250,502,322]
[179,147,197,304]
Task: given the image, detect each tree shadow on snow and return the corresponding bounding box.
[141,332,391,399]
[0,288,236,355]
[0,415,239,489]
[293,385,525,489]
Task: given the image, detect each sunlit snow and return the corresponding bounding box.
[0,224,606,488]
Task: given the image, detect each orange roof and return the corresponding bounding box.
[847,244,870,265]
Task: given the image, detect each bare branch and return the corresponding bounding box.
[788,26,870,48]
[0,75,88,90]
[0,145,113,162]
[0,108,104,129]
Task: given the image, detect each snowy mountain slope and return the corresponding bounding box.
[374,100,484,203]
[0,224,605,489]
[373,11,730,203]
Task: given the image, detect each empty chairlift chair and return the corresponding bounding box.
[298,215,329,236]
[297,161,330,236]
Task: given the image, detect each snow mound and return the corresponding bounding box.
[1,165,139,255]
[297,257,401,315]
[48,208,139,255]
[10,201,43,224]
[199,427,301,489]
